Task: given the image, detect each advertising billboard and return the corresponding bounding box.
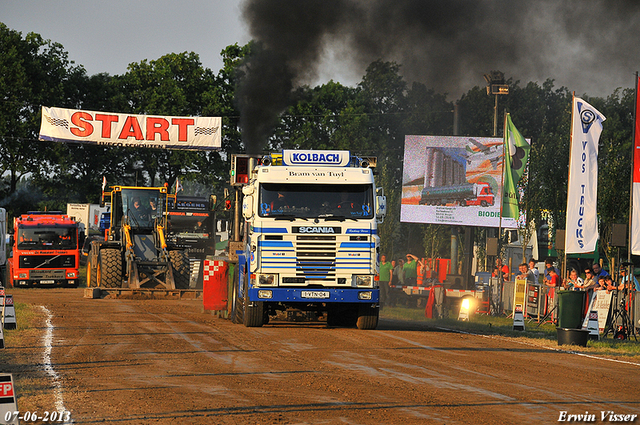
[39,106,221,151]
[401,135,516,228]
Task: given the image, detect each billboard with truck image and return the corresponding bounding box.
[401,135,517,228]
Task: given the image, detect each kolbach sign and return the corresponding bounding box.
[39,106,221,151]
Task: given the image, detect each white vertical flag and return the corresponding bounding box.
[631,77,640,255]
[565,97,606,253]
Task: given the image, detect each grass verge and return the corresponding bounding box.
[380,305,640,359]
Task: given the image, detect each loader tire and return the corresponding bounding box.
[169,250,190,289]
[87,256,98,288]
[99,248,123,288]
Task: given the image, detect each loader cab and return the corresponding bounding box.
[103,186,168,240]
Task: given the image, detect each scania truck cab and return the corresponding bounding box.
[230,150,386,329]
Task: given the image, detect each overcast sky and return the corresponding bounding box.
[2,0,252,77]
[3,1,640,102]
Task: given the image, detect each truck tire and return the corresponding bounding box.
[99,249,123,288]
[229,274,244,324]
[356,304,379,330]
[243,288,264,327]
[169,250,190,289]
[326,304,358,328]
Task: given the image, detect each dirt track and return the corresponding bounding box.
[3,288,640,424]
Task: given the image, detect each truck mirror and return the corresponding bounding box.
[242,195,254,220]
[376,195,387,223]
[9,235,14,246]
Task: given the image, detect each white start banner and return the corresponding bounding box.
[565,97,605,254]
[39,106,221,151]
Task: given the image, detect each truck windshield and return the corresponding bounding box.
[259,183,374,219]
[121,189,165,228]
[167,212,212,238]
[17,227,77,249]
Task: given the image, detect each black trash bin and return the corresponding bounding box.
[557,290,586,329]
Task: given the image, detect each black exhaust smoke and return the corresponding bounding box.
[238,0,640,152]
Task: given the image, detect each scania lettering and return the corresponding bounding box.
[8,212,80,287]
[230,150,386,329]
[297,227,337,234]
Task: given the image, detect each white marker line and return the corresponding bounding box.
[41,306,73,424]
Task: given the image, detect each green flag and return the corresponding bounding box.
[502,114,530,219]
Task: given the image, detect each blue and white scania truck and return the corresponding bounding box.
[229,150,387,329]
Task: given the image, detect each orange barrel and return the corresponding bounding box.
[203,260,229,311]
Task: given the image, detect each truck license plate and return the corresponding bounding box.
[40,280,55,284]
[301,291,330,299]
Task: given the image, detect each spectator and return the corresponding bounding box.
[516,263,536,285]
[378,255,393,307]
[393,259,405,286]
[599,275,620,293]
[492,258,509,281]
[544,266,560,297]
[403,254,421,286]
[619,267,640,292]
[575,267,597,291]
[591,262,610,281]
[563,269,583,291]
[528,258,540,282]
[543,258,560,282]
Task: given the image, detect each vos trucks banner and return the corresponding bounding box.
[39,106,221,151]
[565,97,605,254]
[401,135,516,228]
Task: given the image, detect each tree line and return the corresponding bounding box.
[0,23,636,263]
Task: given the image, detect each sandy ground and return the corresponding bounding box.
[2,287,640,424]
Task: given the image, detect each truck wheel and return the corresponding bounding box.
[169,250,190,289]
[481,200,488,207]
[229,272,244,324]
[326,305,358,327]
[99,249,123,288]
[356,304,379,330]
[243,288,264,327]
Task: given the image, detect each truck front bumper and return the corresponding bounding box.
[248,287,379,303]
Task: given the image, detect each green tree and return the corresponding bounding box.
[0,24,86,199]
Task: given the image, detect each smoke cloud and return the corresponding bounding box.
[238,0,640,151]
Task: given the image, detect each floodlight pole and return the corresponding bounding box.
[493,94,499,137]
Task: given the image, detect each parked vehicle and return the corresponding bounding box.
[8,212,80,287]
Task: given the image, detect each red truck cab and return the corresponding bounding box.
[8,212,80,287]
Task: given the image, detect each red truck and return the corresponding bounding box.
[7,212,80,287]
[419,181,494,207]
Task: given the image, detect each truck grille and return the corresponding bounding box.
[19,255,75,269]
[295,235,336,281]
[29,270,66,279]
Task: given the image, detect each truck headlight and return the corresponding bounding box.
[358,291,373,300]
[258,290,273,299]
[258,273,277,286]
[355,275,372,287]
